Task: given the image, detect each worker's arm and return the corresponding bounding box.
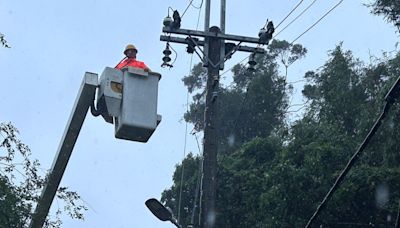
[115,57,127,69]
[143,62,151,72]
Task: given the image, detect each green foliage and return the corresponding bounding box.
[161,153,202,227]
[369,0,400,32]
[0,175,30,227]
[182,39,307,151]
[0,33,10,48]
[0,122,87,228]
[163,42,400,227]
[268,40,307,77]
[217,136,283,228]
[286,46,400,227]
[302,43,368,135]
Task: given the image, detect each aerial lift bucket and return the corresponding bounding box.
[96,67,161,142]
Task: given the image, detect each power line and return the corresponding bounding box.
[182,0,204,18]
[190,0,204,9]
[291,0,344,45]
[220,0,309,77]
[169,44,179,66]
[190,132,203,227]
[182,0,194,18]
[274,0,318,38]
[220,0,343,90]
[221,0,333,82]
[220,55,250,77]
[275,0,305,29]
[304,75,400,227]
[177,2,203,223]
[177,61,191,224]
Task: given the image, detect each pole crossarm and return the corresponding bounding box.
[162,27,264,45]
[160,35,209,65]
[160,35,265,54]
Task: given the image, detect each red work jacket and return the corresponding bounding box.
[115,58,148,70]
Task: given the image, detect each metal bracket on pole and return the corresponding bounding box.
[160,35,265,54]
[29,72,98,228]
[162,27,263,44]
[160,36,264,69]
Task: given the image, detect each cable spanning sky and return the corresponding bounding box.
[0,0,398,227]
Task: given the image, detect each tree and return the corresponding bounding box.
[182,39,307,152]
[0,122,87,227]
[163,39,307,226]
[285,45,400,227]
[302,43,368,135]
[0,175,30,227]
[369,0,400,31]
[161,153,202,228]
[216,136,285,228]
[0,33,10,48]
[163,42,400,227]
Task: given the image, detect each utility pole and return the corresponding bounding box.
[201,25,221,228]
[160,1,272,227]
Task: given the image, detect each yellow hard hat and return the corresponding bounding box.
[124,44,137,54]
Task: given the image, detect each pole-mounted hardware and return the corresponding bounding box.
[162,43,173,68]
[186,37,199,54]
[159,4,275,227]
[164,9,182,31]
[247,52,257,72]
[258,20,275,45]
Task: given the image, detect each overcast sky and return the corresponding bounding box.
[0,0,399,227]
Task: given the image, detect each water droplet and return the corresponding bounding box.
[207,210,216,226]
[375,183,389,209]
[227,134,235,147]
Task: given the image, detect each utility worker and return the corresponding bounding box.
[115,44,151,72]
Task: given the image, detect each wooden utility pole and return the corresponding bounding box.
[160,1,271,226]
[201,25,221,228]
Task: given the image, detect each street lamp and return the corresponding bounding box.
[145,198,181,228]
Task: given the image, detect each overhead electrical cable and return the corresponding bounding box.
[169,44,178,66]
[182,0,195,18]
[290,0,344,44]
[304,76,400,228]
[275,0,305,29]
[190,0,203,9]
[177,66,191,224]
[220,0,307,78]
[190,132,203,227]
[221,0,307,79]
[177,1,203,224]
[220,55,250,77]
[182,0,204,18]
[274,0,318,38]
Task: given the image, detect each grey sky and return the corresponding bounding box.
[0,0,398,227]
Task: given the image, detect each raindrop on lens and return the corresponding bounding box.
[375,183,389,209]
